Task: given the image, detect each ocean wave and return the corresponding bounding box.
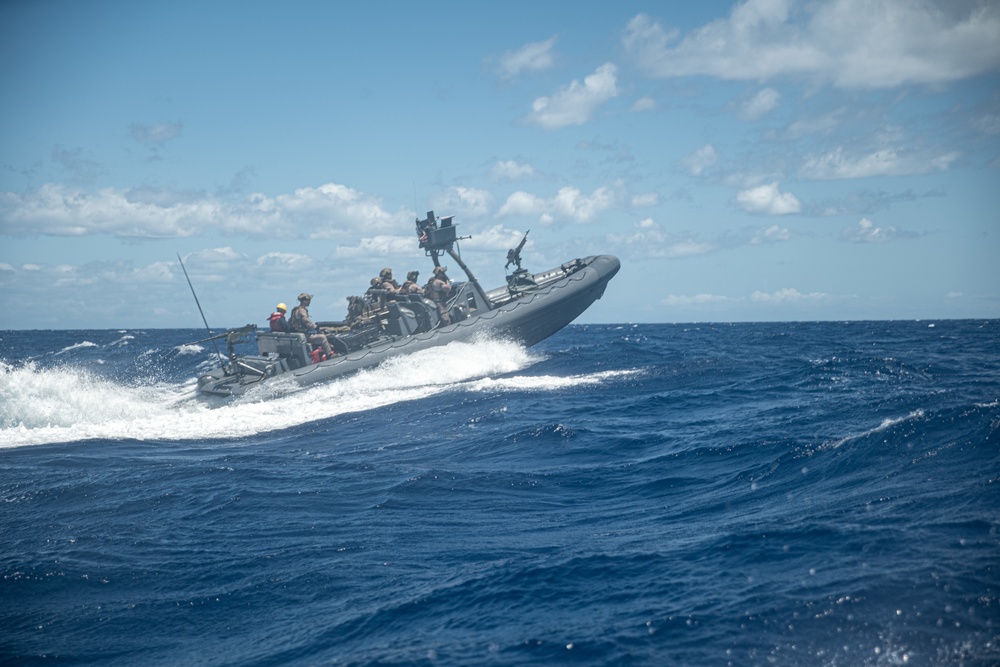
[53,341,99,356]
[823,409,927,450]
[0,337,630,449]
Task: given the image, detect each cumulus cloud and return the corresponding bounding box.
[496,37,557,79]
[497,185,617,225]
[623,1,1000,89]
[526,63,618,129]
[682,144,718,176]
[734,182,802,215]
[465,223,532,251]
[840,217,916,243]
[0,182,410,240]
[489,160,537,182]
[800,147,960,179]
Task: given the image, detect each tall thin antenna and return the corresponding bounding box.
[177,252,224,363]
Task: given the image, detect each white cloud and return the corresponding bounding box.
[489,160,537,182]
[431,186,495,219]
[0,182,410,240]
[751,224,792,243]
[840,217,916,243]
[663,293,734,306]
[632,96,656,112]
[465,224,531,251]
[735,182,802,215]
[682,144,718,176]
[740,87,780,120]
[497,37,557,79]
[526,63,618,129]
[254,252,316,271]
[631,192,660,207]
[497,185,617,224]
[800,147,960,179]
[333,235,416,258]
[623,1,1000,89]
[607,218,717,258]
[750,287,830,302]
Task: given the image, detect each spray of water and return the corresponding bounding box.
[0,337,629,449]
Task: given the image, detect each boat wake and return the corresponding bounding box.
[0,337,621,448]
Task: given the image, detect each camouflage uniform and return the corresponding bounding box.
[425,268,452,326]
[288,294,333,358]
[400,270,424,296]
[379,268,401,294]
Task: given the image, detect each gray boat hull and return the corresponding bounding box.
[196,254,620,396]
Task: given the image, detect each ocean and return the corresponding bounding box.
[1,321,997,666]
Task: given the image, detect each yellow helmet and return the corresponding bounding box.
[276,303,287,312]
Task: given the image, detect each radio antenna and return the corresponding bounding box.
[177,252,224,363]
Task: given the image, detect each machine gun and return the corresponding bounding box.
[188,324,257,377]
[505,230,530,271]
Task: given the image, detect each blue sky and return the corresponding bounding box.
[2,0,998,329]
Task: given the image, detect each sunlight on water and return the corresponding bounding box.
[0,337,624,448]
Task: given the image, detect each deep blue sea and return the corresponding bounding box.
[1,321,998,666]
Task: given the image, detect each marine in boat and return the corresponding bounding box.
[195,212,621,396]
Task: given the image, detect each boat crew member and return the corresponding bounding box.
[288,292,333,360]
[425,266,452,326]
[379,268,400,293]
[365,277,387,307]
[401,270,423,295]
[267,303,289,332]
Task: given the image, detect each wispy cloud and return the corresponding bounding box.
[0,182,410,239]
[526,63,618,129]
[739,87,780,120]
[129,121,183,145]
[496,37,557,79]
[51,146,106,184]
[682,144,718,176]
[800,147,960,179]
[663,287,854,308]
[632,97,656,112]
[750,287,832,303]
[608,218,791,259]
[623,1,1000,89]
[430,186,495,219]
[840,217,918,243]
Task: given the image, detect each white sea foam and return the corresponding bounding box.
[53,341,99,355]
[824,409,926,450]
[0,337,628,449]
